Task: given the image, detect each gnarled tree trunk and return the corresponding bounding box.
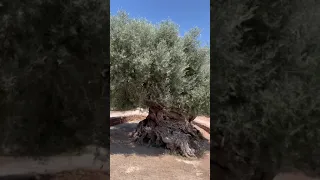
[131,101,207,157]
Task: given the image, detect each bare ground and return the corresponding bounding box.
[274,173,320,180]
[0,111,209,180]
[110,111,320,180]
[1,109,317,180]
[110,119,210,180]
[0,147,109,179]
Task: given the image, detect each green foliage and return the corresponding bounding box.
[110,11,210,115]
[0,0,108,156]
[212,0,320,178]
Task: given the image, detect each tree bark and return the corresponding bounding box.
[131,101,207,157]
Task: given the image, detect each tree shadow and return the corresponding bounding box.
[110,122,165,156]
[110,120,210,158]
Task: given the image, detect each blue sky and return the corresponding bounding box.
[110,0,210,47]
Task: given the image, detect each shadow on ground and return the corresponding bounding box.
[110,119,211,180]
[110,120,210,157]
[110,122,164,156]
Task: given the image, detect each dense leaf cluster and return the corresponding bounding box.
[0,0,109,156]
[110,11,210,115]
[212,0,320,179]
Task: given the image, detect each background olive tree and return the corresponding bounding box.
[0,0,109,156]
[110,11,210,115]
[212,0,320,179]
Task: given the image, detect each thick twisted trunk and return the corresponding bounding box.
[131,101,207,157]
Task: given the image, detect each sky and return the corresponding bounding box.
[110,0,210,47]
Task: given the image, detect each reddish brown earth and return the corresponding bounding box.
[110,117,210,180]
[110,115,147,126]
[192,116,210,134]
[0,151,109,180]
[0,111,210,180]
[109,112,211,180]
[273,173,320,180]
[110,111,319,180]
[0,169,109,180]
[42,169,109,180]
[1,110,317,180]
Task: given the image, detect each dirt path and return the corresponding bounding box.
[274,173,320,180]
[0,110,209,179]
[110,109,211,133]
[110,121,210,180]
[0,146,108,176]
[110,111,320,180]
[0,168,109,180]
[1,110,318,180]
[110,109,148,117]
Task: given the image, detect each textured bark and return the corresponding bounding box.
[131,101,207,157]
